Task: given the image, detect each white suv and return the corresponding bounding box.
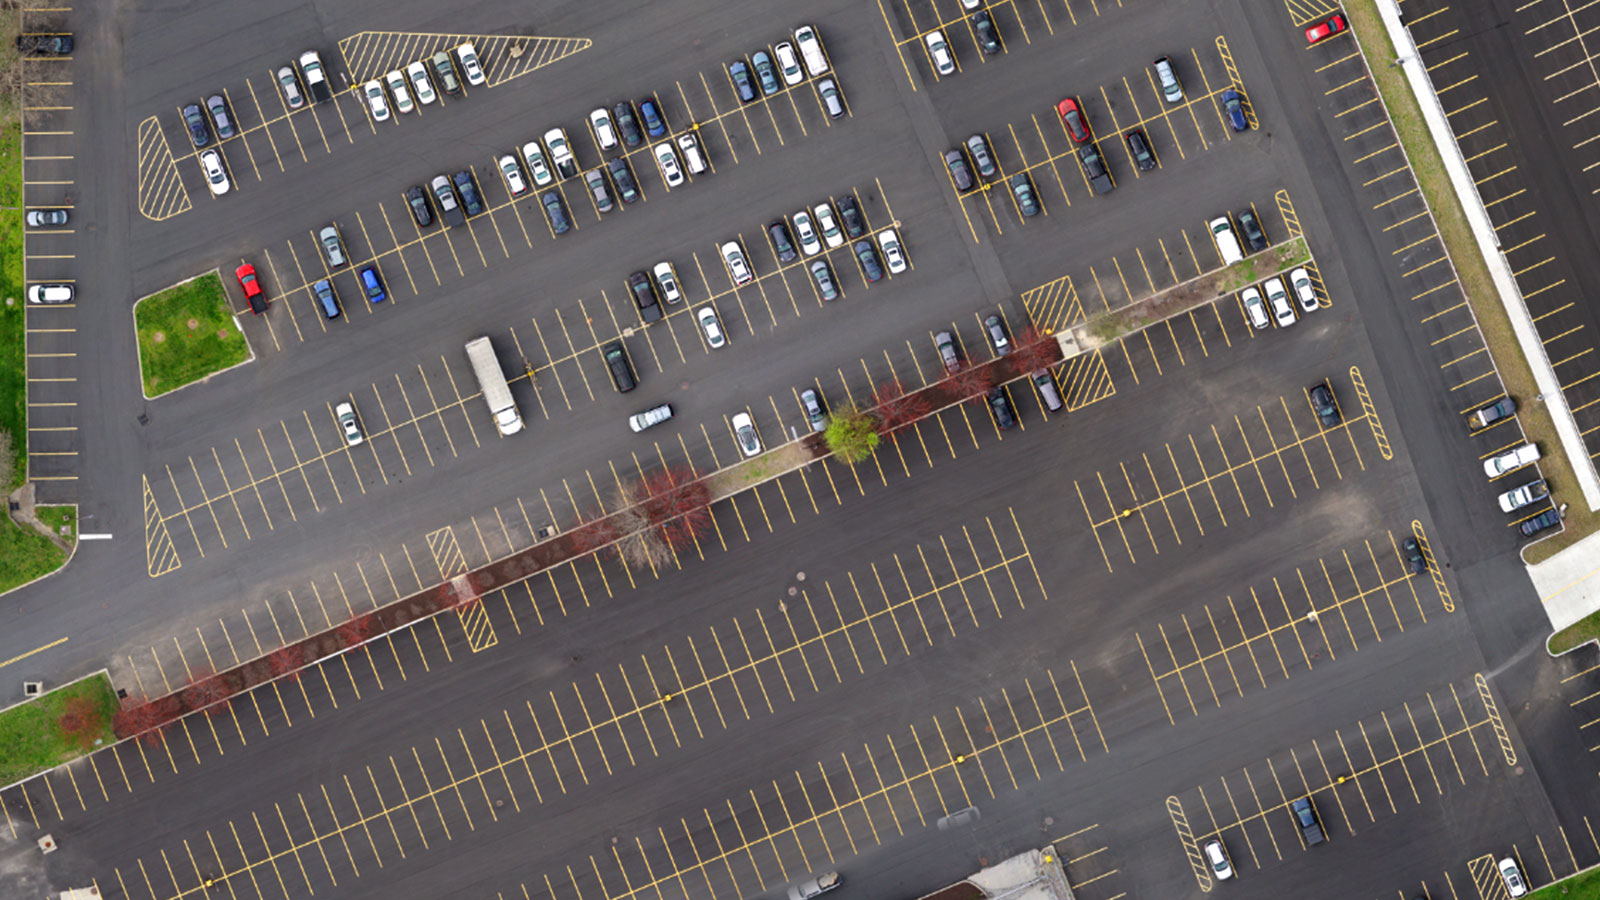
[1209,216,1243,264]
[455,42,485,86]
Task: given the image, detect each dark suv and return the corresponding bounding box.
[16,34,73,55]
[182,103,210,147]
[607,157,639,203]
[837,194,866,237]
[768,220,798,263]
[541,191,571,234]
[987,388,1017,430]
[854,240,883,283]
[1078,144,1113,194]
[404,185,434,227]
[1011,173,1040,217]
[1126,130,1156,171]
[1309,381,1341,427]
[1520,508,1562,538]
[452,170,485,216]
[614,102,643,147]
[1238,210,1268,251]
[603,340,637,393]
[627,271,663,323]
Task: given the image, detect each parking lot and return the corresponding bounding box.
[6,0,1597,899]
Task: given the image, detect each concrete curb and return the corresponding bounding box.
[1376,0,1600,511]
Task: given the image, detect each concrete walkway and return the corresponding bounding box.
[1528,529,1600,634]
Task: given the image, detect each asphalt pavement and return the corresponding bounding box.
[2,0,1595,899]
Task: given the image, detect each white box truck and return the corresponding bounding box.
[465,336,524,436]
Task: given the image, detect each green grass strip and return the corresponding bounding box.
[0,672,118,787]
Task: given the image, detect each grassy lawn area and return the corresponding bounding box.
[0,671,118,787]
[0,513,62,594]
[1345,0,1595,566]
[0,94,24,490]
[35,503,75,542]
[1551,609,1600,654]
[133,270,251,398]
[1527,864,1600,900]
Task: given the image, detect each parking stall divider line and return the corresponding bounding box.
[1377,711,1423,804]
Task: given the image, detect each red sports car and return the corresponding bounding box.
[1305,14,1347,44]
[235,263,268,314]
[1056,97,1091,143]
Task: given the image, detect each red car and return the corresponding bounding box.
[1056,97,1091,143]
[235,263,268,315]
[1305,14,1347,44]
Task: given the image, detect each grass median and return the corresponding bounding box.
[1527,865,1600,900]
[1344,0,1594,568]
[134,270,251,398]
[0,672,118,787]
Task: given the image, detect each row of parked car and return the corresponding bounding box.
[1470,395,1561,537]
[923,9,1004,75]
[358,43,485,122]
[728,26,847,119]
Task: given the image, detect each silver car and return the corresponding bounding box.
[277,66,305,109]
[319,225,346,267]
[335,402,364,446]
[628,403,674,433]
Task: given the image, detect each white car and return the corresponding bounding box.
[1499,858,1527,899]
[774,41,804,85]
[521,141,554,186]
[384,70,413,114]
[406,61,437,105]
[27,283,73,304]
[589,108,618,150]
[698,306,727,349]
[721,241,753,285]
[1484,443,1540,478]
[363,80,390,121]
[498,154,529,196]
[629,403,674,433]
[878,228,908,274]
[793,25,830,77]
[1240,286,1268,330]
[925,31,956,75]
[962,0,982,8]
[653,261,683,304]
[1209,216,1243,264]
[1290,267,1317,313]
[792,210,822,255]
[1264,277,1294,327]
[335,402,364,447]
[1203,840,1232,881]
[456,42,486,86]
[653,142,684,187]
[200,149,229,195]
[732,412,762,457]
[813,203,843,248]
[544,128,576,179]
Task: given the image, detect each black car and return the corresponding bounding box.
[206,94,235,140]
[971,11,1001,54]
[542,191,571,234]
[182,103,210,148]
[628,271,663,323]
[1126,129,1156,171]
[1078,144,1113,194]
[404,185,434,227]
[16,34,72,55]
[1011,173,1040,217]
[987,388,1017,430]
[837,193,865,237]
[603,340,637,393]
[1238,210,1268,251]
[729,60,758,103]
[614,101,643,147]
[944,148,975,191]
[768,219,798,263]
[854,239,883,283]
[1401,537,1427,575]
[607,157,639,203]
[1309,381,1341,427]
[1291,797,1325,846]
[638,96,667,138]
[453,170,485,216]
[1520,508,1562,538]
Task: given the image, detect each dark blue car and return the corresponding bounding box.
[358,265,387,304]
[1221,89,1248,132]
[182,103,209,147]
[638,96,666,138]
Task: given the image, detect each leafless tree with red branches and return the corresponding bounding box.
[872,379,934,434]
[182,668,234,715]
[113,694,180,745]
[638,466,712,544]
[336,615,379,649]
[1011,326,1060,373]
[265,645,306,681]
[946,363,996,403]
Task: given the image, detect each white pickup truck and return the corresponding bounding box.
[1498,479,1549,513]
[1484,443,1539,477]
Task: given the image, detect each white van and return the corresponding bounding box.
[794,26,830,77]
[676,133,708,174]
[1209,216,1243,265]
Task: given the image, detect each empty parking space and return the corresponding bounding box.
[877,0,1125,89]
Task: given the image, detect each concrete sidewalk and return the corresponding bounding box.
[1528,529,1600,635]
